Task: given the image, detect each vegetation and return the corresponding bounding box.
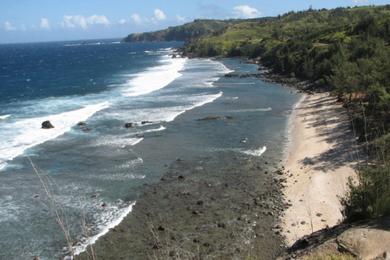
[123,19,236,42]
[185,5,390,222]
[125,5,390,222]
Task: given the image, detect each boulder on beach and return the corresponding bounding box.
[41,120,54,129]
[124,122,134,128]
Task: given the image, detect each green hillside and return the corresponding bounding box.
[123,19,233,42]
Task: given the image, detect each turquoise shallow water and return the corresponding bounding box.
[0,40,301,259]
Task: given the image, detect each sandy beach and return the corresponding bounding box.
[281,92,358,245]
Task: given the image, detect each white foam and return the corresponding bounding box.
[225,97,239,101]
[230,107,272,113]
[130,138,143,146]
[204,77,220,87]
[99,173,145,181]
[122,57,187,97]
[143,125,166,133]
[117,158,144,169]
[73,201,136,256]
[0,102,109,170]
[164,91,223,122]
[64,43,82,47]
[0,115,10,120]
[241,146,267,157]
[111,92,223,125]
[218,62,235,74]
[86,42,102,46]
[93,135,143,148]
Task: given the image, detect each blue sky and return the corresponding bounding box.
[1,0,389,43]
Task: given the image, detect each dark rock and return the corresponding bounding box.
[217,223,226,228]
[141,121,152,125]
[41,120,54,129]
[135,134,144,138]
[77,121,86,126]
[124,122,134,128]
[152,243,160,250]
[178,175,185,180]
[290,238,309,251]
[196,200,204,206]
[197,116,222,121]
[157,225,165,231]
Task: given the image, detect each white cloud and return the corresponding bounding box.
[154,8,166,21]
[233,5,260,19]
[352,0,368,3]
[62,15,88,29]
[131,13,142,25]
[176,15,186,23]
[4,21,16,31]
[40,18,50,30]
[62,15,110,29]
[118,19,127,25]
[87,15,110,26]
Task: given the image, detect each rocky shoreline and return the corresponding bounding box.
[77,152,291,259]
[73,56,311,260]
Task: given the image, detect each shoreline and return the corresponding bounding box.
[74,56,359,259]
[75,58,296,259]
[281,92,357,246]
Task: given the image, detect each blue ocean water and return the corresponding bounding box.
[0,39,301,259]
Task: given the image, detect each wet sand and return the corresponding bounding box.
[281,92,358,246]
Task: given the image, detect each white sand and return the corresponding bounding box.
[282,92,358,246]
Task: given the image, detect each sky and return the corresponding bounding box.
[0,0,389,43]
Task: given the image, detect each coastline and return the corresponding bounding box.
[75,58,299,259]
[281,92,358,246]
[72,55,359,258]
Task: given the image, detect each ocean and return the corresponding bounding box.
[0,39,301,259]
